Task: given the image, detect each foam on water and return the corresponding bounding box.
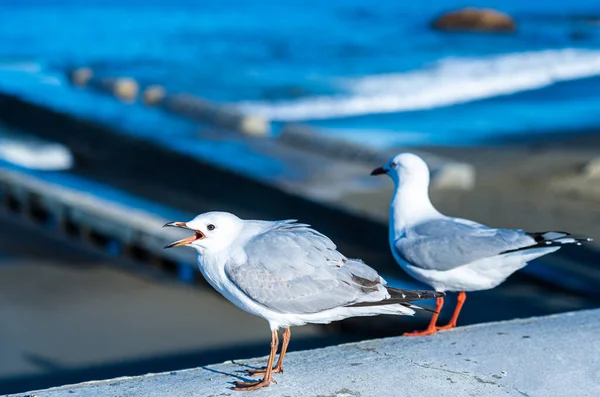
[0,128,73,171]
[237,49,600,121]
[0,140,72,170]
[0,60,64,87]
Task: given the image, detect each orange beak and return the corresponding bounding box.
[163,221,205,249]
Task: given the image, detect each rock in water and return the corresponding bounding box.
[432,8,516,32]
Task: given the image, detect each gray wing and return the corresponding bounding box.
[394,218,536,271]
[224,221,390,314]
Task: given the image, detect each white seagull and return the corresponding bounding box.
[371,152,592,337]
[163,211,443,391]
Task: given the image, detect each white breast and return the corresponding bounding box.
[195,252,278,324]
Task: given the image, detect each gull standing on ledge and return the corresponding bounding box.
[371,153,592,337]
[163,211,443,391]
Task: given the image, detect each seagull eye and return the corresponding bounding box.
[207,224,215,231]
[391,162,397,168]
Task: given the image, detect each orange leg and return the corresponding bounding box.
[404,296,444,337]
[246,328,291,376]
[233,330,278,391]
[437,291,466,330]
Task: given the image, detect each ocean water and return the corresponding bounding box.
[0,0,600,146]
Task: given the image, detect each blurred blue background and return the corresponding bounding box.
[0,0,600,146]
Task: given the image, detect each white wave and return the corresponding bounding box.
[0,129,73,170]
[0,60,63,86]
[237,49,600,121]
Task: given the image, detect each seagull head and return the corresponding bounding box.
[163,211,244,252]
[371,152,430,187]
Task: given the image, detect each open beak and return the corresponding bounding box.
[370,166,388,176]
[163,221,204,249]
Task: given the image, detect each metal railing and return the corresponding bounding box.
[0,166,199,283]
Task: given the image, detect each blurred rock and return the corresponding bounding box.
[143,85,167,106]
[583,157,600,178]
[69,67,93,86]
[238,115,272,137]
[432,8,516,32]
[98,77,139,102]
[581,16,600,26]
[569,30,591,41]
[430,162,476,191]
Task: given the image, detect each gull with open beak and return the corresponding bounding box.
[372,152,592,336]
[164,211,443,391]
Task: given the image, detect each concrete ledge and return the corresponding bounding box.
[12,309,600,397]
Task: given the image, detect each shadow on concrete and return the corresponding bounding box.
[0,334,357,395]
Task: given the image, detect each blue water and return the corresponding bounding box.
[0,0,600,146]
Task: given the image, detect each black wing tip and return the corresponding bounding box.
[386,286,445,301]
[346,288,443,309]
[501,236,593,255]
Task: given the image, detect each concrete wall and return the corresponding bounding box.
[10,309,600,397]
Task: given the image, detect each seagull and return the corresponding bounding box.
[163,211,443,391]
[371,152,592,337]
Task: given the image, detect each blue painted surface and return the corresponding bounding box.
[177,262,197,284]
[106,239,122,256]
[44,213,59,229]
[523,259,600,297]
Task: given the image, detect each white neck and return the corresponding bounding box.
[389,178,439,241]
[194,244,240,291]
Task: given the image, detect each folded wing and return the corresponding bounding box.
[225,221,419,314]
[396,218,589,271]
[395,218,536,271]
